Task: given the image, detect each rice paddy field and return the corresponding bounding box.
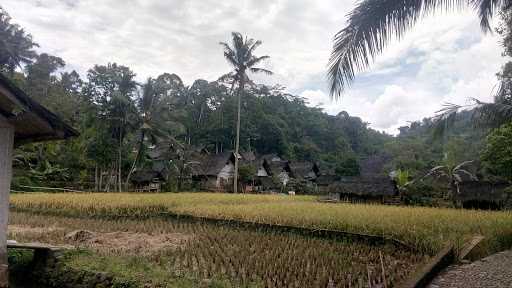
[7,192,512,287]
[10,192,512,254]
[9,212,424,287]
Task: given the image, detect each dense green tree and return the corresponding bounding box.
[83,63,138,192]
[25,53,65,101]
[0,7,38,73]
[481,122,512,181]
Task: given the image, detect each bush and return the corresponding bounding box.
[482,122,512,181]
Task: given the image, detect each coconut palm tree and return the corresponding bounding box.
[219,32,272,193]
[125,75,186,187]
[328,0,511,98]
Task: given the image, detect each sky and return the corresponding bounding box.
[2,0,508,134]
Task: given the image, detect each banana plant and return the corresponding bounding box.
[422,160,478,199]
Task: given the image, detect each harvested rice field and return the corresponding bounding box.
[8,212,425,287]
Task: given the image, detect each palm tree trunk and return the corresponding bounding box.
[118,125,123,193]
[94,163,99,191]
[99,167,103,191]
[233,77,244,193]
[126,130,145,190]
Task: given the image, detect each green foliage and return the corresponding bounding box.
[481,122,512,181]
[394,169,410,189]
[334,156,360,177]
[0,7,38,73]
[238,164,256,183]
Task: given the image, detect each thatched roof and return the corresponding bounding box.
[327,176,397,197]
[316,173,337,186]
[289,161,319,180]
[241,151,256,162]
[146,138,186,160]
[265,160,290,176]
[190,152,234,177]
[455,181,509,203]
[131,160,170,184]
[0,73,78,145]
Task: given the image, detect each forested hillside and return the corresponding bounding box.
[387,110,488,178]
[0,8,391,190]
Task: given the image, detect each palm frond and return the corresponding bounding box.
[249,67,273,75]
[220,42,239,68]
[422,165,449,180]
[473,101,512,127]
[246,55,270,68]
[327,0,502,99]
[453,168,478,181]
[247,40,262,56]
[432,102,463,139]
[453,160,475,170]
[471,0,506,31]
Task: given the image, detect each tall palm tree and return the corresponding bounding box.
[220,32,272,193]
[125,77,184,187]
[328,0,510,98]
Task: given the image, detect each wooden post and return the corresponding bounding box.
[0,121,14,288]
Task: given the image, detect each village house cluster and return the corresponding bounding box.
[129,141,400,200]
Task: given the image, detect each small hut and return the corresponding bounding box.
[0,73,78,286]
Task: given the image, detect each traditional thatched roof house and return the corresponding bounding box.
[319,154,399,202]
[192,152,237,192]
[0,73,78,286]
[326,176,398,201]
[261,154,292,187]
[455,181,510,209]
[130,161,170,192]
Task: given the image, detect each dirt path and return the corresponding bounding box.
[428,250,512,288]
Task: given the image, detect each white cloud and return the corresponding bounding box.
[2,0,508,134]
